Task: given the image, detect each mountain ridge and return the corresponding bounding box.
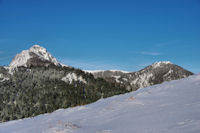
[5,44,194,91]
[85,61,173,73]
[0,45,193,122]
[86,61,193,91]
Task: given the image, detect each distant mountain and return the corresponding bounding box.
[0,45,193,123]
[86,61,193,91]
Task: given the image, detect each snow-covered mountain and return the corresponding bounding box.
[1,74,199,133]
[0,44,194,123]
[9,45,61,68]
[0,46,128,123]
[87,61,193,91]
[8,45,193,89]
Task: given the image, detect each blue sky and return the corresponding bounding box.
[0,0,200,73]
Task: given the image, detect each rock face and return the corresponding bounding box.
[9,45,61,68]
[87,61,193,91]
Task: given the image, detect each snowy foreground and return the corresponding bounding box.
[1,75,200,133]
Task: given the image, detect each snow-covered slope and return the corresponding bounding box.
[61,73,87,84]
[9,45,60,68]
[1,74,200,133]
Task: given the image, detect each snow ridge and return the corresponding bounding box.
[85,70,129,74]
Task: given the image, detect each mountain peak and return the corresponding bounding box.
[151,61,172,68]
[31,44,43,48]
[9,45,60,68]
[30,44,47,52]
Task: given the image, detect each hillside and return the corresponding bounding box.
[0,74,199,133]
[0,45,128,122]
[0,45,193,122]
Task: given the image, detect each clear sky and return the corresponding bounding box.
[0,0,200,73]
